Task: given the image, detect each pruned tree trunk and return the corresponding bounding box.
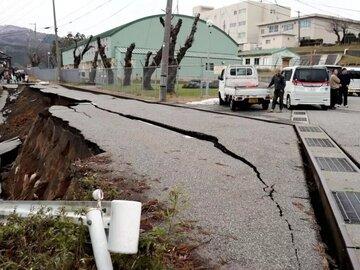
[143,48,162,90]
[73,36,93,69]
[142,17,183,90]
[166,19,183,92]
[97,37,113,84]
[167,14,200,92]
[89,51,99,84]
[123,43,135,86]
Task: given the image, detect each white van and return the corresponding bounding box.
[347,67,360,96]
[218,65,271,110]
[282,66,330,109]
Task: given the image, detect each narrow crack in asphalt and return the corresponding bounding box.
[84,103,301,269]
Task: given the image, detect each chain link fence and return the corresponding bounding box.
[28,65,221,100]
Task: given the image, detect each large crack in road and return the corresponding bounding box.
[81,102,302,269]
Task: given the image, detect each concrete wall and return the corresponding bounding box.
[259,35,297,49]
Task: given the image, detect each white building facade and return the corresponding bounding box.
[258,14,360,49]
[193,1,291,50]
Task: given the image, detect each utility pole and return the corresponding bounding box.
[52,0,61,82]
[297,11,301,47]
[159,0,173,102]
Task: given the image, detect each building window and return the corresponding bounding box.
[234,10,237,15]
[245,58,251,65]
[266,39,271,44]
[238,32,246,38]
[300,19,311,28]
[283,23,293,31]
[205,63,214,71]
[270,9,275,14]
[238,21,246,26]
[269,25,279,33]
[261,29,265,34]
[239,8,246,14]
[254,58,260,65]
[230,22,237,28]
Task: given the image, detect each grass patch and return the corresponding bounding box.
[0,190,204,270]
[0,209,93,269]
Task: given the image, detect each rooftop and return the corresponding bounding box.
[258,13,360,26]
[238,48,294,57]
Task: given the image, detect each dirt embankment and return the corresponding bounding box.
[0,86,102,199]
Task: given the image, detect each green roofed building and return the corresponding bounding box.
[61,14,241,80]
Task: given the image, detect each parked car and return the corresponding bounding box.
[183,79,201,88]
[183,79,219,89]
[218,65,270,111]
[281,66,330,109]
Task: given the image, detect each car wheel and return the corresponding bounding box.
[262,102,269,110]
[286,95,292,110]
[219,92,225,105]
[230,99,237,111]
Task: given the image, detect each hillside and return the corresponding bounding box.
[0,25,55,68]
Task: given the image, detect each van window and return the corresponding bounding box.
[246,68,253,75]
[283,70,292,81]
[293,68,328,82]
[236,68,246,75]
[230,68,236,76]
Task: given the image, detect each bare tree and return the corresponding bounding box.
[73,35,93,68]
[123,43,135,86]
[340,22,349,44]
[329,20,341,44]
[168,13,200,92]
[29,52,40,67]
[96,37,113,84]
[142,18,182,90]
[142,14,200,91]
[89,50,99,84]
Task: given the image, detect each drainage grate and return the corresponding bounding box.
[315,157,356,172]
[292,117,308,122]
[293,111,306,115]
[298,126,322,132]
[305,138,334,148]
[333,191,360,224]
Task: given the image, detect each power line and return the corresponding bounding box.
[57,0,98,22]
[58,0,113,28]
[78,0,138,33]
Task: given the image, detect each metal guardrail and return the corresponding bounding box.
[0,200,112,228]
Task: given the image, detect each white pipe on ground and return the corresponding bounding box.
[86,209,113,270]
[108,200,142,254]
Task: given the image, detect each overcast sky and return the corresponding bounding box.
[0,0,359,37]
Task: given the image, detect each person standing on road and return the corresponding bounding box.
[330,69,341,109]
[268,69,286,112]
[338,68,350,108]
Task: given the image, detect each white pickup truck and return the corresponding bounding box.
[218,65,271,111]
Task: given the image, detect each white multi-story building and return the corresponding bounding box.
[193,1,291,50]
[258,14,360,49]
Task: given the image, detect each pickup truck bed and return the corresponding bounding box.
[221,86,271,111]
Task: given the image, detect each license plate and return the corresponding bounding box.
[248,98,258,104]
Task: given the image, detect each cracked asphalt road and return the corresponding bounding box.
[40,85,323,269]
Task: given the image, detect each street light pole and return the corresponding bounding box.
[52,0,61,82]
[297,10,301,46]
[159,0,173,102]
[206,20,213,97]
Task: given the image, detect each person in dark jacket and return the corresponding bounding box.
[268,69,286,112]
[338,68,351,107]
